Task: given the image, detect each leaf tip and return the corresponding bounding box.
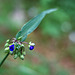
[44,8,58,14]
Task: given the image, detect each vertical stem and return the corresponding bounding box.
[0,53,9,67]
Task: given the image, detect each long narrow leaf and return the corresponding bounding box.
[16,8,57,42]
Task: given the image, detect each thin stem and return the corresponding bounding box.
[0,53,9,67]
[22,42,29,44]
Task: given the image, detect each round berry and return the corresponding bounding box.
[29,46,34,50]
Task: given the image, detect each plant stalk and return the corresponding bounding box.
[0,53,9,67]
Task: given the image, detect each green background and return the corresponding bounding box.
[0,0,75,75]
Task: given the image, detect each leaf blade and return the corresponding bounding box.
[16,8,57,42]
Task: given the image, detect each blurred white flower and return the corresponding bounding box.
[9,9,27,27]
[69,32,75,42]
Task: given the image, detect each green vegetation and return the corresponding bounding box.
[0,0,75,75]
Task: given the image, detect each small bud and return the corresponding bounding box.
[16,47,19,49]
[20,55,24,60]
[5,47,9,50]
[29,41,35,46]
[12,43,15,45]
[22,51,26,56]
[4,47,9,53]
[5,43,9,47]
[16,44,21,50]
[6,39,10,43]
[30,43,35,46]
[28,45,30,48]
[10,51,13,55]
[29,41,32,44]
[18,36,22,40]
[21,44,24,47]
[14,54,18,59]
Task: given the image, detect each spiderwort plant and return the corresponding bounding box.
[0,8,57,67]
[4,38,35,59]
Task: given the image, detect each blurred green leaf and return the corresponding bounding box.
[42,22,61,38]
[56,69,70,75]
[18,66,39,75]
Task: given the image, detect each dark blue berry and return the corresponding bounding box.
[29,46,34,50]
[9,44,15,51]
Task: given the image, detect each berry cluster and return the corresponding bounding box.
[4,37,35,60]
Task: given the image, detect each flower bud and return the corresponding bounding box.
[5,43,9,47]
[14,54,18,59]
[21,44,24,47]
[29,41,35,46]
[18,52,21,56]
[6,39,10,43]
[18,36,22,40]
[10,51,13,55]
[4,47,9,53]
[20,55,24,60]
[29,41,32,44]
[22,51,26,56]
[30,43,35,46]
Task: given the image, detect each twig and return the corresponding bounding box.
[22,42,29,44]
[0,53,9,67]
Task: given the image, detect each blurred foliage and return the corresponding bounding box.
[0,0,75,39]
[0,0,75,75]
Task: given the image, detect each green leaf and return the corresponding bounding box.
[16,8,57,42]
